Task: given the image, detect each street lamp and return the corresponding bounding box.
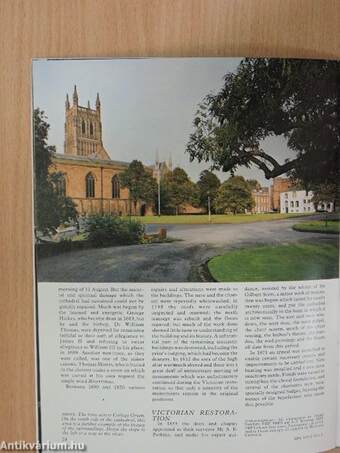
[157,162,161,217]
[207,192,211,223]
[155,150,161,217]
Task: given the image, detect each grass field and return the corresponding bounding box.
[208,243,339,282]
[127,213,310,224]
[293,220,340,234]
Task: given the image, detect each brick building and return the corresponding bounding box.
[270,177,292,211]
[251,177,294,213]
[251,187,270,213]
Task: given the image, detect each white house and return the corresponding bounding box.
[280,190,334,214]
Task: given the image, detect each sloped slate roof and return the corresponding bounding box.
[52,152,130,168]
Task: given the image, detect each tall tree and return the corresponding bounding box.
[197,170,221,213]
[119,160,157,213]
[214,176,254,215]
[246,179,261,191]
[163,167,198,215]
[34,109,77,235]
[187,58,340,191]
[311,183,338,210]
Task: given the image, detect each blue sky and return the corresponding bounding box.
[32,58,294,186]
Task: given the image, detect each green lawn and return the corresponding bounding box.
[208,243,339,282]
[127,212,310,225]
[293,220,340,234]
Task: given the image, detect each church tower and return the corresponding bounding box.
[64,86,110,160]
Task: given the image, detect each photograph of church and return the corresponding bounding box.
[52,87,312,219]
[33,57,339,283]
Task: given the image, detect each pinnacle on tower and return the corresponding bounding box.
[87,100,90,109]
[96,92,101,111]
[73,85,78,105]
[65,93,70,110]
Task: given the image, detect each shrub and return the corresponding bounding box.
[86,214,144,247]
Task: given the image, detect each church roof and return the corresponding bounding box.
[53,152,130,169]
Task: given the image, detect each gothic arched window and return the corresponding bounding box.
[55,175,66,197]
[90,122,94,136]
[111,175,120,199]
[85,173,95,198]
[82,120,86,134]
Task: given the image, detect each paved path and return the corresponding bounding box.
[37,216,338,282]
